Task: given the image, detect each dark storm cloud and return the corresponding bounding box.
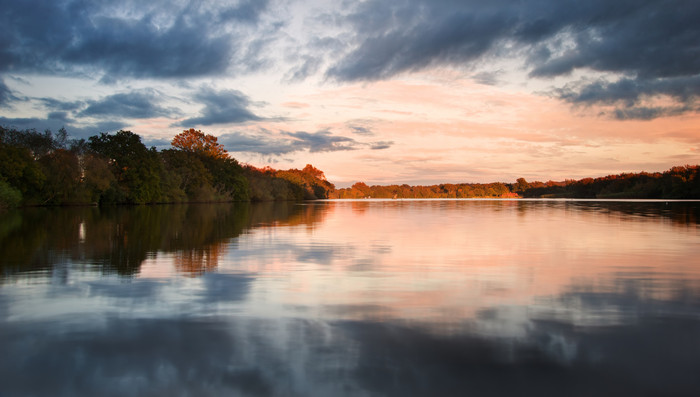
[0,0,272,80]
[79,89,180,119]
[178,87,263,126]
[326,0,700,118]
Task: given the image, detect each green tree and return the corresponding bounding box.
[38,149,82,204]
[88,130,162,204]
[0,180,22,210]
[161,149,214,201]
[0,142,46,201]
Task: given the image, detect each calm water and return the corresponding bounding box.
[1,200,699,396]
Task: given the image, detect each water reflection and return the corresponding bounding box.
[0,202,330,278]
[0,200,699,396]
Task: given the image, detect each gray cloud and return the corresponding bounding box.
[326,1,513,82]
[472,71,501,86]
[370,141,394,150]
[217,0,270,24]
[220,131,298,156]
[284,55,323,82]
[612,106,696,121]
[220,128,392,155]
[0,78,19,107]
[38,97,84,112]
[0,115,125,139]
[553,76,700,119]
[324,0,700,118]
[282,130,357,152]
[178,87,263,127]
[0,116,63,132]
[348,124,375,136]
[79,89,180,119]
[0,0,273,80]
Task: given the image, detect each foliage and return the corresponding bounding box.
[521,165,700,199]
[161,149,213,201]
[0,125,332,206]
[38,149,82,204]
[0,180,22,211]
[197,154,249,202]
[0,142,46,200]
[171,128,228,159]
[245,164,335,201]
[333,166,700,200]
[332,181,514,199]
[88,130,163,204]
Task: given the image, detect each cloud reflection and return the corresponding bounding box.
[2,301,700,396]
[1,200,700,395]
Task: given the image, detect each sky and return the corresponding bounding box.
[1,0,699,187]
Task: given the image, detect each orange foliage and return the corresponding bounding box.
[171,128,228,159]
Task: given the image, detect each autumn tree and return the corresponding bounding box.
[164,129,248,202]
[171,128,227,159]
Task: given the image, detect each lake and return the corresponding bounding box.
[1,199,699,396]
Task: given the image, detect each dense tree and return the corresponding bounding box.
[244,164,335,201]
[0,180,21,210]
[276,164,335,200]
[81,153,116,202]
[88,130,163,204]
[198,154,249,202]
[520,165,699,199]
[37,149,82,204]
[161,149,213,200]
[163,129,249,202]
[0,142,45,200]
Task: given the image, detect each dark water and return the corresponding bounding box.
[1,200,699,396]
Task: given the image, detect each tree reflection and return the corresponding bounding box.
[174,242,226,276]
[0,202,330,278]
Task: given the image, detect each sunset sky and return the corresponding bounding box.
[1,0,699,187]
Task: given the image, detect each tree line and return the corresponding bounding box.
[2,124,698,210]
[331,166,700,199]
[0,126,334,210]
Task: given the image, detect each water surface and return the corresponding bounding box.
[1,200,699,396]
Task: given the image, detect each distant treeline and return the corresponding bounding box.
[519,166,700,199]
[0,126,334,209]
[331,166,700,199]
